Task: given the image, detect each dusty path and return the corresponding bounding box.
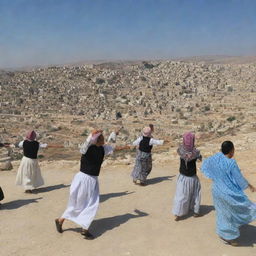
[1,154,256,256]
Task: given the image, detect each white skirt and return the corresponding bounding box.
[16,156,44,190]
[62,172,99,229]
[172,174,201,216]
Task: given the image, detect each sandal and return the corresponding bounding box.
[81,229,94,240]
[193,213,202,218]
[55,219,63,233]
[220,237,238,246]
[25,190,32,194]
[174,216,181,221]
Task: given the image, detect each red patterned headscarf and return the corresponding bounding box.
[26,130,36,141]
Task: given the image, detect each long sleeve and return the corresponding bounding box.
[103,145,114,155]
[149,138,164,146]
[18,141,24,148]
[107,132,117,143]
[80,134,92,154]
[230,160,249,190]
[201,156,214,179]
[132,137,142,146]
[39,143,48,149]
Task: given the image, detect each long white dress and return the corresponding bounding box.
[16,141,47,190]
[61,143,114,229]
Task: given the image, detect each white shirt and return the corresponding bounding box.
[80,134,115,155]
[107,131,117,143]
[18,140,48,148]
[132,136,164,146]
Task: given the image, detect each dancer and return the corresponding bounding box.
[172,132,202,221]
[131,126,164,186]
[55,129,129,240]
[201,141,256,246]
[16,130,48,193]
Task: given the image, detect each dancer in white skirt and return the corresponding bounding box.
[55,129,129,240]
[16,130,48,193]
[172,132,202,221]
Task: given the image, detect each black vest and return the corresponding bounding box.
[23,140,39,159]
[179,158,197,177]
[80,145,105,176]
[139,136,153,153]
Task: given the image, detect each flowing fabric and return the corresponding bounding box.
[62,172,99,229]
[16,156,44,189]
[201,152,256,240]
[131,150,152,182]
[172,174,201,216]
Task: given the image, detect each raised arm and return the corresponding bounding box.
[80,134,93,154]
[39,143,48,149]
[149,138,164,146]
[18,141,24,148]
[132,137,142,146]
[107,131,117,143]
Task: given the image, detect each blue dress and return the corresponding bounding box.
[201,152,256,240]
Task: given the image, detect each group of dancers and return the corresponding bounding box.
[2,125,256,245]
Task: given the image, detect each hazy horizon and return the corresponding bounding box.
[1,0,256,69]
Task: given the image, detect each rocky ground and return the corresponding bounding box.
[1,58,256,162]
[1,57,256,255]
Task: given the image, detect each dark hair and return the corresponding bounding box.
[221,141,234,155]
[149,124,154,129]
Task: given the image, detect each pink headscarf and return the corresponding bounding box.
[142,127,152,137]
[26,130,36,141]
[91,130,103,144]
[177,132,201,163]
[182,132,195,151]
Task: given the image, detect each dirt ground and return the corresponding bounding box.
[1,149,256,256]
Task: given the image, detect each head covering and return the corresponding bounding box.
[177,132,200,163]
[183,132,195,151]
[91,130,103,144]
[142,127,152,137]
[79,130,103,155]
[26,130,36,141]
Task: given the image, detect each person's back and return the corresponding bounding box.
[203,152,247,194]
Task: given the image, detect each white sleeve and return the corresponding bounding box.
[39,143,48,148]
[103,145,114,155]
[80,135,92,154]
[107,132,117,143]
[132,137,142,146]
[149,138,164,146]
[18,141,24,148]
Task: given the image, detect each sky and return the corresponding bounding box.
[0,0,256,68]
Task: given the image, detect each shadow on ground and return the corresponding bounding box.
[64,209,149,238]
[147,175,176,185]
[35,184,70,193]
[90,209,148,237]
[1,197,43,210]
[100,191,134,203]
[175,205,215,221]
[237,224,256,247]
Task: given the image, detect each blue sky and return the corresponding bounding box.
[0,0,256,68]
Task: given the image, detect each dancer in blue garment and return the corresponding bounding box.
[201,141,256,246]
